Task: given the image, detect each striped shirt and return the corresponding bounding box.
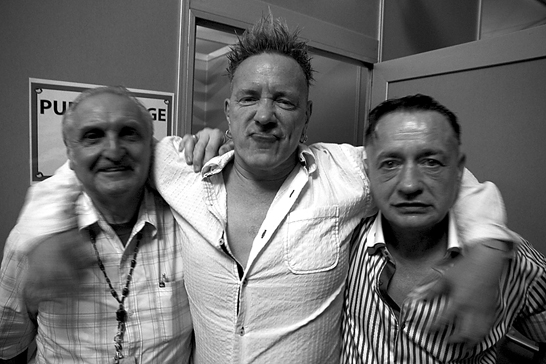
[342,213,546,364]
[0,177,193,364]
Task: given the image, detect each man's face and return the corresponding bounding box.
[365,110,465,232]
[224,53,312,176]
[64,92,152,203]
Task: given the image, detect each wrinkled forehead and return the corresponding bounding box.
[375,111,456,141]
[368,111,460,155]
[231,53,309,94]
[73,92,151,130]
[75,92,138,114]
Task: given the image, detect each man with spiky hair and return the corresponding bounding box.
[153,14,516,363]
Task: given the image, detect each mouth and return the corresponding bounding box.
[392,202,431,213]
[98,165,132,173]
[249,132,280,143]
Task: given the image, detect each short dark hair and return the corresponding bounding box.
[226,13,315,88]
[365,94,461,145]
[62,85,153,145]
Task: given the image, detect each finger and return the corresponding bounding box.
[448,298,496,346]
[181,134,197,165]
[409,267,448,301]
[448,311,489,347]
[202,129,224,165]
[429,298,457,333]
[192,132,211,172]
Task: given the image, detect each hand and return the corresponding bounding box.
[23,229,95,307]
[412,242,507,347]
[181,128,227,172]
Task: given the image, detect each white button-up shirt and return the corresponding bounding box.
[155,140,372,363]
[154,137,512,364]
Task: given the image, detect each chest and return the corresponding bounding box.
[386,264,435,307]
[225,181,278,268]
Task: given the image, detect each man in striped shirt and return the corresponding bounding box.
[342,94,546,363]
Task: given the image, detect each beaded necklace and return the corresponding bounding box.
[89,229,142,364]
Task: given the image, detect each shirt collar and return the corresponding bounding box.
[200,150,235,178]
[200,143,318,179]
[365,211,462,255]
[75,187,158,235]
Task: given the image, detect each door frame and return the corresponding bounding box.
[371,24,546,106]
[175,0,378,136]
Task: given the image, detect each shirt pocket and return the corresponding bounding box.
[155,279,192,343]
[284,205,340,274]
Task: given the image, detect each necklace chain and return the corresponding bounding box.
[89,229,142,364]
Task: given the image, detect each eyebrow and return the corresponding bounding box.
[376,149,446,160]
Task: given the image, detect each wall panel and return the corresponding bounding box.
[0,0,180,256]
[372,25,546,252]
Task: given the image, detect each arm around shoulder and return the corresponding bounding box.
[454,168,518,249]
[16,161,81,236]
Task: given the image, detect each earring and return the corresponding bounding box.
[225,129,232,140]
[299,134,308,143]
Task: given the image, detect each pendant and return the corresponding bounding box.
[116,308,127,323]
[115,356,137,364]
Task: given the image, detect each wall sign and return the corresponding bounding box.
[29,78,174,182]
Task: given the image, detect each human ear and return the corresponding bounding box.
[67,147,75,171]
[306,100,313,124]
[457,153,466,182]
[224,99,231,125]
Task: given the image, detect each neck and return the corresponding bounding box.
[92,189,144,225]
[383,215,448,262]
[229,156,297,192]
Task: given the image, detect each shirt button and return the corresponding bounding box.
[239,326,245,336]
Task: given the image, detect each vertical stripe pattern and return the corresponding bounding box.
[342,216,546,364]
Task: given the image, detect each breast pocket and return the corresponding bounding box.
[155,279,192,343]
[284,206,340,274]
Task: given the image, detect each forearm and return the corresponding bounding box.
[453,168,517,251]
[16,162,81,236]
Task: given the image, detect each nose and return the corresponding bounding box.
[254,98,276,125]
[397,163,423,198]
[102,133,124,161]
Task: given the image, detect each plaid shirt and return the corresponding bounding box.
[0,181,193,363]
[342,213,546,364]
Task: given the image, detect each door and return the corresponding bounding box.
[370,25,546,253]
